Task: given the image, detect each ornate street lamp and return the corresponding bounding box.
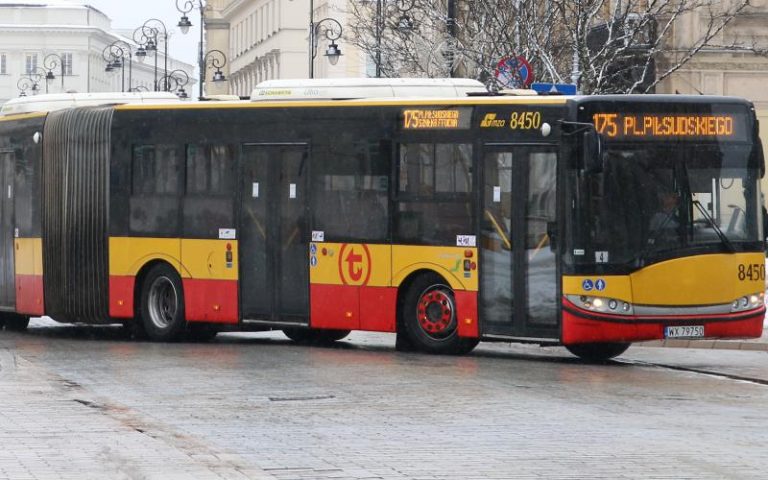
[157,69,190,98]
[374,0,416,78]
[17,75,41,97]
[134,19,169,91]
[310,17,343,78]
[176,0,208,98]
[203,49,228,86]
[43,53,66,90]
[103,41,133,92]
[306,0,344,79]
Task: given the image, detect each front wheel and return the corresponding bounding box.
[400,273,478,355]
[140,264,186,342]
[565,342,631,362]
[283,328,350,344]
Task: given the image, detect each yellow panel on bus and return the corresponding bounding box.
[180,239,239,281]
[310,243,391,287]
[14,237,42,276]
[564,252,765,306]
[631,253,764,305]
[109,237,183,277]
[392,245,478,292]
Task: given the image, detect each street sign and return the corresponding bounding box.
[530,82,577,95]
[495,56,534,88]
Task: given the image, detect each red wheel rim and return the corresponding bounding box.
[416,287,457,339]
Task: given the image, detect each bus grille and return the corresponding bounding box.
[42,107,112,323]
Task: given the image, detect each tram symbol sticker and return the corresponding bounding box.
[338,244,372,286]
[595,279,606,291]
[582,279,594,291]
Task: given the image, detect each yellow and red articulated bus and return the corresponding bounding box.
[0,83,764,361]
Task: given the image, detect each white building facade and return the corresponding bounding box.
[0,1,195,104]
[207,0,367,97]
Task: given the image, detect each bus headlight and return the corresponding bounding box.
[567,295,634,315]
[730,292,765,312]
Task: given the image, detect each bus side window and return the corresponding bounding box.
[183,144,236,238]
[130,144,181,235]
[396,143,474,245]
[311,140,389,241]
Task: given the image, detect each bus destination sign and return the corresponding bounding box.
[402,108,471,130]
[592,113,746,141]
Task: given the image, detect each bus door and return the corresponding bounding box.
[239,144,310,324]
[0,150,14,308]
[480,144,559,339]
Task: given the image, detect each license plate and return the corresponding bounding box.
[664,325,705,339]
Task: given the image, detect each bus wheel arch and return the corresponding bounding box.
[397,270,478,355]
[136,261,187,342]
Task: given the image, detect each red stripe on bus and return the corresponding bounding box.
[359,286,397,332]
[182,279,239,324]
[310,284,398,332]
[109,276,135,318]
[561,308,764,344]
[454,290,479,338]
[15,274,44,316]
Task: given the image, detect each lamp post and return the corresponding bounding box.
[176,0,207,98]
[373,0,415,78]
[309,16,343,78]
[43,53,65,91]
[18,68,49,94]
[16,74,41,97]
[203,49,227,87]
[158,69,191,98]
[306,0,344,78]
[103,41,133,92]
[135,19,169,91]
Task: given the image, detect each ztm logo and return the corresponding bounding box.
[480,113,506,128]
[338,244,372,286]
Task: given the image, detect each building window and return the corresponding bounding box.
[0,54,6,75]
[62,53,73,75]
[25,54,38,74]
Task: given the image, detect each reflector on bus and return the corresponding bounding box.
[250,78,487,101]
[0,91,181,116]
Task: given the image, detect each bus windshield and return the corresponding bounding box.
[571,142,762,271]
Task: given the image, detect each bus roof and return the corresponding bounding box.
[0,91,181,116]
[250,78,487,101]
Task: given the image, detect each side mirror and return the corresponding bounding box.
[582,129,604,174]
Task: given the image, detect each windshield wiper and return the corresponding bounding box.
[692,199,736,253]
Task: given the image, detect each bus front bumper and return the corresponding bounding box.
[561,297,765,345]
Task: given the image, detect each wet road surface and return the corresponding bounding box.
[0,318,766,479]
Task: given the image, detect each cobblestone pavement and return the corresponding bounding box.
[0,319,767,479]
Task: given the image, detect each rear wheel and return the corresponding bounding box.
[565,342,631,362]
[3,314,29,331]
[140,264,186,342]
[400,273,478,355]
[283,328,350,344]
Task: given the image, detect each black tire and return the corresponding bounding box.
[565,342,631,362]
[3,314,29,331]
[139,263,186,342]
[283,328,350,344]
[186,324,219,342]
[400,273,478,355]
